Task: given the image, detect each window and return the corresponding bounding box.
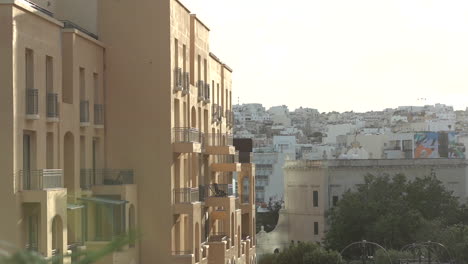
[313,191,318,207]
[314,222,319,235]
[332,195,339,206]
[25,49,34,89]
[46,56,53,92]
[182,44,186,72]
[79,67,85,100]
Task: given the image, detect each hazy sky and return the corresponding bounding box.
[183,0,468,112]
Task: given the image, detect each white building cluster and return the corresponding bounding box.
[234,103,468,204]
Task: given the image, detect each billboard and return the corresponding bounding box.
[414,132,465,159]
[414,132,439,158]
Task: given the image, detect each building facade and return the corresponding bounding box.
[256,159,468,256]
[0,0,256,263]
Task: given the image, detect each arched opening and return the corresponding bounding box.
[64,132,74,190]
[51,215,63,257]
[129,204,136,248]
[191,107,197,129]
[231,213,235,247]
[195,222,200,262]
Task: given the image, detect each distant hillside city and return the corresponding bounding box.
[233,103,468,203]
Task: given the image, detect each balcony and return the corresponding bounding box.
[46,93,59,122]
[211,153,241,172]
[174,187,200,203]
[197,80,205,102]
[200,184,236,201]
[80,100,90,126]
[204,83,211,104]
[80,169,134,190]
[205,133,236,155]
[211,104,222,124]
[173,127,203,153]
[171,251,194,264]
[94,104,104,128]
[226,110,234,127]
[206,234,229,264]
[174,67,184,92]
[183,72,190,95]
[26,89,39,119]
[20,169,63,191]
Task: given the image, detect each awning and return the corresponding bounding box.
[78,197,128,205]
[67,203,85,210]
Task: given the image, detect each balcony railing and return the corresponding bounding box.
[200,184,235,200]
[226,110,234,127]
[197,80,205,101]
[23,0,53,16]
[26,89,39,116]
[46,92,59,119]
[212,104,222,123]
[94,104,104,125]
[205,133,234,146]
[174,187,200,203]
[80,100,90,124]
[208,233,228,243]
[215,153,239,164]
[204,83,211,102]
[173,127,203,143]
[241,193,250,203]
[20,169,63,190]
[174,67,183,91]
[80,169,134,189]
[61,20,98,40]
[183,72,190,94]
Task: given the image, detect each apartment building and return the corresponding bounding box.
[0,0,256,264]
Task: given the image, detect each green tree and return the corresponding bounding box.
[325,173,463,252]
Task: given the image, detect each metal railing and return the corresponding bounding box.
[80,100,89,123]
[61,20,98,40]
[212,104,222,123]
[94,104,104,125]
[208,233,228,242]
[226,110,234,127]
[183,72,190,93]
[23,0,53,16]
[174,187,200,203]
[173,127,202,143]
[174,67,183,90]
[80,169,134,189]
[47,93,59,119]
[204,83,211,101]
[26,89,39,116]
[214,153,239,164]
[205,133,234,146]
[197,80,205,100]
[20,169,63,190]
[241,193,250,203]
[200,184,234,200]
[26,243,38,252]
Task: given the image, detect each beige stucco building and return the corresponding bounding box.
[0,0,256,263]
[256,159,468,256]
